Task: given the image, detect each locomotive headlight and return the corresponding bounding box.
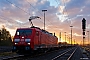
[25,39,31,42]
[15,43,18,45]
[27,43,30,45]
[14,39,20,43]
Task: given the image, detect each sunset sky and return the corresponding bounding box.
[0,0,90,44]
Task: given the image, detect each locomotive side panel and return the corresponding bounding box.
[40,32,58,48]
[33,30,42,50]
[34,31,39,45]
[40,32,46,48]
[48,35,58,47]
[33,28,58,50]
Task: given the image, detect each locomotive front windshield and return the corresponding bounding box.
[16,29,32,36]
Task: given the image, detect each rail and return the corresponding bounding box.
[67,47,77,60]
[52,47,77,60]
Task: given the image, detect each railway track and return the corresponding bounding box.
[81,47,90,56]
[0,47,70,60]
[0,46,78,60]
[51,47,77,60]
[82,47,90,52]
[12,47,77,60]
[0,46,12,53]
[0,54,24,60]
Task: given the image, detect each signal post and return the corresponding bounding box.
[82,18,86,46]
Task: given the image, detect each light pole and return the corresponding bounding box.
[64,32,66,42]
[74,39,75,45]
[64,32,66,45]
[67,35,68,43]
[42,10,47,30]
[70,26,73,46]
[67,35,70,44]
[87,31,89,45]
[59,32,61,42]
[69,37,70,44]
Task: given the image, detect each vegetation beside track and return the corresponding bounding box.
[0,52,16,56]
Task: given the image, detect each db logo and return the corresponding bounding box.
[20,42,24,44]
[21,39,24,41]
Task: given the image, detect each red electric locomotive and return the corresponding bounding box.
[12,26,58,53]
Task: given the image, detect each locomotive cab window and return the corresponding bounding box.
[16,29,32,36]
[36,31,39,36]
[17,32,19,35]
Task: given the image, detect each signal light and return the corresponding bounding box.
[82,18,86,29]
[83,31,85,35]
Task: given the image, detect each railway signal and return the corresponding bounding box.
[82,18,86,30]
[82,18,86,46]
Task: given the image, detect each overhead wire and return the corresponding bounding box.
[26,0,59,29]
[54,0,71,42]
[1,0,61,35]
[62,0,73,43]
[0,14,22,27]
[4,0,45,27]
[0,0,39,27]
[6,0,59,29]
[0,13,55,44]
[6,0,29,15]
[0,12,56,45]
[0,0,62,43]
[5,0,58,30]
[63,0,71,25]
